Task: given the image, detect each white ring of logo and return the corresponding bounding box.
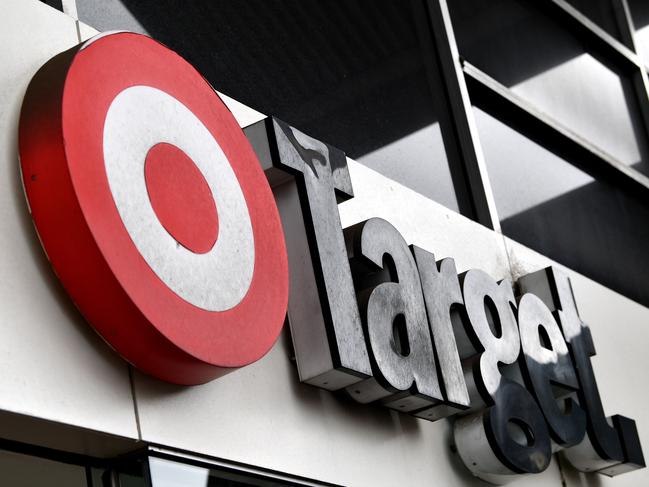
[103,86,255,312]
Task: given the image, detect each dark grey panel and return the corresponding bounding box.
[76,0,460,211]
[475,107,649,309]
[564,0,621,39]
[629,0,649,66]
[449,0,649,174]
[77,0,146,33]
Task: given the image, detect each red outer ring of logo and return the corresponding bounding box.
[18,33,288,385]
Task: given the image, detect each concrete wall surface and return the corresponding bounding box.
[0,1,648,486]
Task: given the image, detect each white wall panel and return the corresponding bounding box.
[0,0,138,441]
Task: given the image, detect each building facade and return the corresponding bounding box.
[2,0,649,485]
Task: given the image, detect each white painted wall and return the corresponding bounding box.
[1,2,648,487]
[0,0,138,442]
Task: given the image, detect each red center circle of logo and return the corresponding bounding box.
[144,142,219,254]
[18,32,289,384]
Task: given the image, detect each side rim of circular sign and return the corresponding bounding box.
[18,32,289,385]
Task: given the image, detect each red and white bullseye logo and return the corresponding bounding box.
[104,85,256,311]
[19,32,288,384]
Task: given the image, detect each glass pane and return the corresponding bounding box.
[89,455,149,487]
[150,458,211,487]
[629,0,649,67]
[0,449,86,486]
[149,457,292,487]
[449,0,649,175]
[76,0,460,211]
[475,106,649,308]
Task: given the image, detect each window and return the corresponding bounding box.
[0,449,87,487]
[0,446,326,487]
[147,456,323,487]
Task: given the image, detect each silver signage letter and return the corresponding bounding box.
[454,270,551,483]
[344,218,442,412]
[268,118,372,390]
[519,267,645,476]
[411,248,470,421]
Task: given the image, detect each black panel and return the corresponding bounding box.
[76,0,460,210]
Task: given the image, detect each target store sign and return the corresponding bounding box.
[19,32,288,385]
